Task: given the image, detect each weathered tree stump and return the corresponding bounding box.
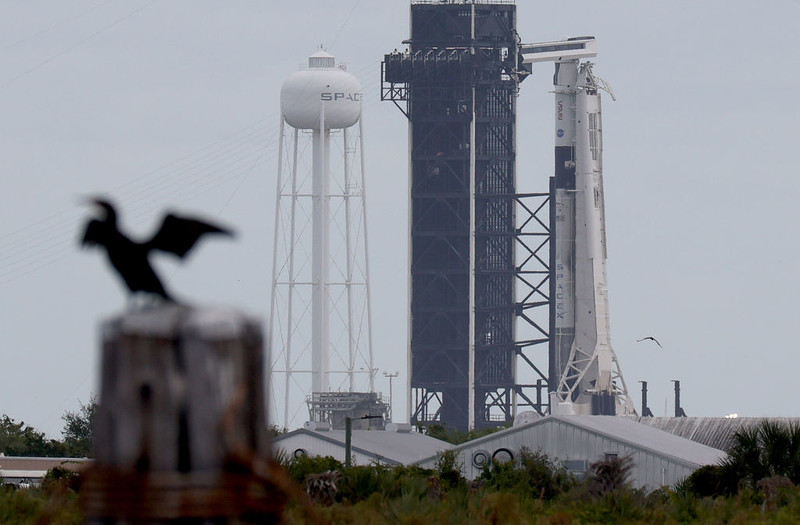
[81,304,282,523]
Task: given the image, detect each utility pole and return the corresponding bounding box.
[345,417,352,468]
[345,415,384,468]
[383,371,399,422]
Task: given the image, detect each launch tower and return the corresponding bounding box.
[382,1,549,431]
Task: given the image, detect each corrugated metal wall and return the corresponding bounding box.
[274,434,392,467]
[418,419,701,489]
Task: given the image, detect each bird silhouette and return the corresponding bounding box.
[80,198,233,301]
[636,336,662,348]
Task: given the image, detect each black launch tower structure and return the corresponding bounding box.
[382,0,550,431]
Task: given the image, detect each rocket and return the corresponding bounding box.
[550,60,634,416]
[520,37,634,415]
[550,59,578,406]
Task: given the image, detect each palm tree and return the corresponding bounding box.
[723,420,800,489]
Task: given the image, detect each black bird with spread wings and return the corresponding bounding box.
[80,198,233,301]
[636,336,663,348]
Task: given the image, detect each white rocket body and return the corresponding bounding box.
[515,37,636,416]
[550,62,634,416]
[551,61,577,402]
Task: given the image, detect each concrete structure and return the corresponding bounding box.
[416,415,725,489]
[273,424,451,466]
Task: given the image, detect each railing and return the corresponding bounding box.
[412,0,514,5]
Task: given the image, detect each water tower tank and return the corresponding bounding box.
[281,51,362,130]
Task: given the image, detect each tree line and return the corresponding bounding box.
[4,418,800,522]
[0,398,95,458]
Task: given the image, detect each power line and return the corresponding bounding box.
[3,0,115,50]
[0,114,279,286]
[328,0,362,50]
[0,54,387,286]
[0,0,157,90]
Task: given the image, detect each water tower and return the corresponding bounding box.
[269,51,384,429]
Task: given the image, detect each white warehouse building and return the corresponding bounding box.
[273,423,452,466]
[416,416,726,489]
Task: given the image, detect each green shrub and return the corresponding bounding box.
[285,454,343,484]
[337,464,401,503]
[0,488,43,525]
[424,423,507,445]
[479,447,574,500]
[0,469,83,525]
[0,485,81,525]
[40,466,81,494]
[683,463,738,498]
[433,449,465,491]
[586,454,633,498]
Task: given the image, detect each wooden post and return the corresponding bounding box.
[81,303,283,523]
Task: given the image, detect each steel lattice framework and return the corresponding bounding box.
[268,120,375,429]
[382,1,550,430]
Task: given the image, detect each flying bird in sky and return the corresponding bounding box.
[636,336,662,348]
[80,198,233,301]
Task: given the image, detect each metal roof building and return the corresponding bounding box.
[0,455,89,487]
[632,416,800,452]
[416,415,726,489]
[273,424,452,466]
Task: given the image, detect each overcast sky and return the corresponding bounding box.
[2,1,799,438]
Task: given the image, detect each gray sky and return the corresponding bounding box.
[1,1,799,438]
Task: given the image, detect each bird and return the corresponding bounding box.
[80,198,233,302]
[636,336,662,348]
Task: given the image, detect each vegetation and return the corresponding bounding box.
[0,471,82,524]
[59,397,97,458]
[478,447,575,500]
[1,398,97,458]
[10,418,800,522]
[276,439,800,524]
[586,454,634,497]
[723,420,800,486]
[0,416,65,458]
[423,423,507,445]
[682,419,800,498]
[267,424,289,439]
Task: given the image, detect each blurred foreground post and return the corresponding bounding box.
[81,304,283,523]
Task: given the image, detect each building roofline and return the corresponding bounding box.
[412,0,515,5]
[414,416,726,469]
[0,456,90,461]
[274,428,403,465]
